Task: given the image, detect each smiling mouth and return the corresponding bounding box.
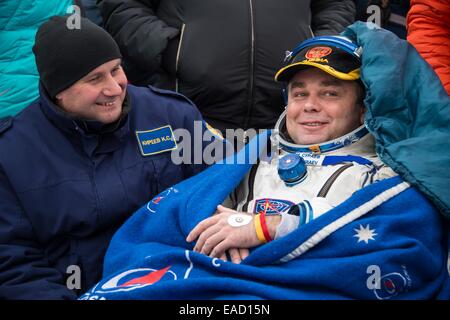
[301,122,328,127]
[96,99,116,107]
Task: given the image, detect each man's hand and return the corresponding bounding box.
[186,205,281,263]
[186,205,260,261]
[227,248,250,264]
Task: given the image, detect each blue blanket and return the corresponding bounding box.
[80,22,450,300]
[80,131,448,300]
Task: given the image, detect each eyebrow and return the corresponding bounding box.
[290,81,305,89]
[290,79,343,89]
[321,79,343,87]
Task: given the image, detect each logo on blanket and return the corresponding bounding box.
[367,265,412,300]
[354,224,377,244]
[254,199,294,215]
[91,266,176,295]
[147,187,177,213]
[374,272,409,300]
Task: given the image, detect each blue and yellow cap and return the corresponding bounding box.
[275,36,362,82]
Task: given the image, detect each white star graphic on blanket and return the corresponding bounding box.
[353,224,377,244]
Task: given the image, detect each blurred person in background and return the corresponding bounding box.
[407,0,450,94]
[97,0,356,135]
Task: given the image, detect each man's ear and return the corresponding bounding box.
[359,105,366,124]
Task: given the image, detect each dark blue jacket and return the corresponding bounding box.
[0,84,223,299]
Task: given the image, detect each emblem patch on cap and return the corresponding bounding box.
[305,46,332,59]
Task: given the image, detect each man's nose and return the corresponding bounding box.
[102,75,123,96]
[303,95,321,112]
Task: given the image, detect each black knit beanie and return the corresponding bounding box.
[33,15,122,99]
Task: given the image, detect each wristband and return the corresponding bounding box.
[254,214,267,243]
[259,212,272,242]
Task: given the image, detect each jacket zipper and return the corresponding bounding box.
[243,0,255,133]
[308,25,315,37]
[175,23,186,92]
[317,163,354,198]
[242,161,259,212]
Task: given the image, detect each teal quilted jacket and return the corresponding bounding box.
[344,22,450,219]
[0,0,73,118]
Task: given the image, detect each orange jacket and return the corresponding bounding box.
[407,0,450,95]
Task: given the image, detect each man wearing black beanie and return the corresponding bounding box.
[33,15,123,102]
[30,15,128,128]
[0,15,225,299]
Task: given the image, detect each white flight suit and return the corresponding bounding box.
[229,117,397,240]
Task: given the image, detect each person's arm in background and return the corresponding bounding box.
[0,167,77,300]
[407,0,450,95]
[311,0,356,35]
[97,0,179,82]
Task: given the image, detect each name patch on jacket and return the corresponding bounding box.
[136,125,177,156]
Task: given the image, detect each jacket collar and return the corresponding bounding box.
[38,83,132,157]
